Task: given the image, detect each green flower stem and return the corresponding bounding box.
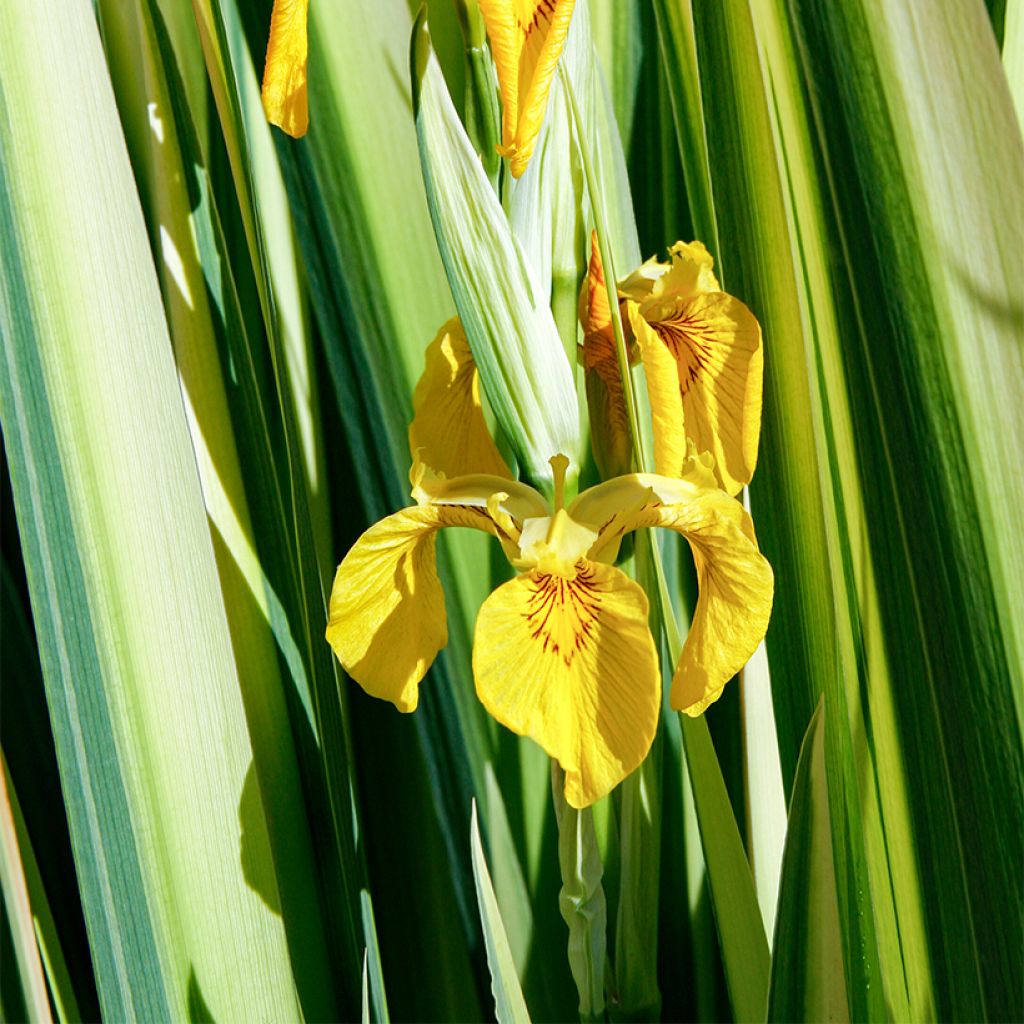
[559,62,648,475]
[464,43,501,185]
[563,59,665,1017]
[564,51,770,1022]
[551,763,607,1021]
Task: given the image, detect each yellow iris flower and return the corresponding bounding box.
[477,0,577,178]
[581,235,763,495]
[326,319,773,808]
[261,0,309,137]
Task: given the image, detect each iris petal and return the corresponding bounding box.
[261,0,308,137]
[326,504,499,712]
[473,560,660,808]
[570,460,773,713]
[409,318,512,479]
[652,499,773,714]
[581,234,633,476]
[479,0,577,177]
[644,290,763,495]
[629,301,688,478]
[592,240,764,494]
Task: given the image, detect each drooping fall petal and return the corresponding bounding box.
[326,504,498,712]
[657,496,772,714]
[478,0,577,177]
[473,560,660,808]
[261,0,309,137]
[569,455,773,713]
[409,318,512,479]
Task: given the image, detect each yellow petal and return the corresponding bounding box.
[619,241,717,305]
[569,458,772,712]
[409,318,512,479]
[565,470,660,566]
[657,497,773,714]
[473,560,660,808]
[409,457,548,523]
[580,234,633,476]
[628,300,688,479]
[261,0,309,137]
[326,504,498,712]
[644,291,763,494]
[578,231,611,340]
[479,0,577,177]
[617,254,668,303]
[655,240,720,298]
[623,241,761,492]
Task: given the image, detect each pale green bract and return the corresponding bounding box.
[412,13,582,497]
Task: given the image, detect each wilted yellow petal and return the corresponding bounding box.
[409,318,512,479]
[326,503,498,712]
[479,0,577,177]
[569,456,772,713]
[580,234,633,476]
[643,290,763,495]
[473,560,659,807]
[261,0,308,137]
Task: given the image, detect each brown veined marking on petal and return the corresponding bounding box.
[586,499,660,565]
[523,564,601,667]
[515,0,558,85]
[649,293,757,493]
[516,0,558,33]
[652,310,717,398]
[514,0,567,107]
[442,503,508,540]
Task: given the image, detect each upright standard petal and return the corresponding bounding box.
[478,0,577,177]
[409,318,512,479]
[473,560,660,808]
[262,0,309,137]
[327,504,498,712]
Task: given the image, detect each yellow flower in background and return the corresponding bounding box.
[261,0,309,137]
[581,235,763,495]
[326,319,773,808]
[477,0,577,178]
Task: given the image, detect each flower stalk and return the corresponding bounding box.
[559,61,647,475]
[552,763,606,1021]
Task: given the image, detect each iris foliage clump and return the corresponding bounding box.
[0,0,1021,1022]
